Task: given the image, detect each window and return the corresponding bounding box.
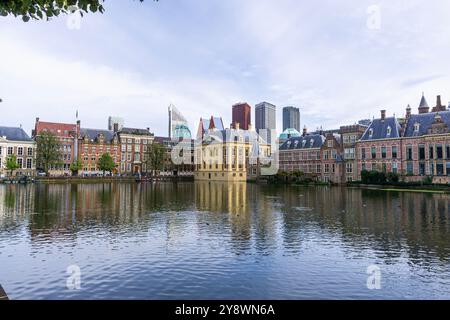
[430,163,434,175]
[310,139,314,148]
[414,123,420,132]
[392,146,398,159]
[361,148,366,160]
[127,145,132,152]
[0,147,2,155]
[323,151,329,160]
[392,162,398,174]
[28,148,33,156]
[382,163,387,172]
[324,164,330,173]
[437,163,444,176]
[418,145,425,160]
[419,163,425,175]
[381,146,387,159]
[386,126,392,137]
[17,158,23,169]
[369,129,374,138]
[447,162,450,176]
[26,158,32,169]
[316,164,321,173]
[8,147,13,155]
[406,146,413,160]
[327,140,333,148]
[429,145,434,159]
[437,145,443,159]
[350,135,357,143]
[343,136,349,144]
[447,145,450,159]
[346,163,353,173]
[17,147,23,156]
[127,154,131,161]
[344,148,355,160]
[407,162,413,174]
[371,147,376,159]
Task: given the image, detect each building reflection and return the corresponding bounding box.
[0,183,449,264]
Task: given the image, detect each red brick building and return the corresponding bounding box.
[33,118,79,175]
[232,102,251,130]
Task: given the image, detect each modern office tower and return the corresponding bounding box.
[255,102,276,143]
[168,104,191,140]
[232,102,251,130]
[282,106,300,131]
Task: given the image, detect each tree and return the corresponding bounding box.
[0,0,155,22]
[6,154,20,176]
[145,142,165,177]
[98,153,115,175]
[36,131,63,176]
[70,159,82,176]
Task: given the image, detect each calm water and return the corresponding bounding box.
[0,182,449,300]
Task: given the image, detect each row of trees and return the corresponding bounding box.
[6,131,165,177]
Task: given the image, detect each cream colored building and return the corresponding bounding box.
[194,127,271,182]
[0,126,36,177]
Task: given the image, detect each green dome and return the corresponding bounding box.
[279,128,301,140]
[173,124,192,139]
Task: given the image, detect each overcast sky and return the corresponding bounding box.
[1,0,450,137]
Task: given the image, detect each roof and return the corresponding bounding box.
[210,117,224,130]
[279,134,325,150]
[360,117,401,141]
[419,95,429,109]
[35,121,77,137]
[404,111,450,137]
[120,127,153,136]
[0,126,32,142]
[80,128,115,142]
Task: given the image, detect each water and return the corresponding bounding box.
[0,182,449,300]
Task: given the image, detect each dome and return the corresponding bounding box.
[279,128,301,140]
[173,124,192,139]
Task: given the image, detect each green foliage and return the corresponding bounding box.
[98,153,115,174]
[422,176,433,185]
[6,154,20,175]
[0,0,154,22]
[386,172,400,183]
[36,131,63,175]
[145,142,165,175]
[70,159,82,175]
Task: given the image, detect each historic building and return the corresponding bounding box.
[33,118,79,176]
[356,110,402,178]
[279,129,345,183]
[79,126,121,175]
[194,125,271,182]
[153,136,195,176]
[339,124,368,182]
[0,126,36,177]
[116,127,154,175]
[196,116,224,139]
[401,95,450,183]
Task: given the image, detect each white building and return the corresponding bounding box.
[0,126,36,177]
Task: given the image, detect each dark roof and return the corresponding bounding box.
[80,128,115,142]
[0,126,32,141]
[419,95,429,109]
[120,127,153,136]
[404,111,450,137]
[279,134,325,150]
[360,117,401,141]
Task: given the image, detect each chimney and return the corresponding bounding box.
[406,105,411,119]
[381,110,386,120]
[113,123,119,133]
[302,126,307,137]
[36,117,40,123]
[235,122,240,130]
[147,127,150,132]
[432,95,446,112]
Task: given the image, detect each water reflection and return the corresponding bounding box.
[0,182,449,299]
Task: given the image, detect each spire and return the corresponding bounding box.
[418,93,429,114]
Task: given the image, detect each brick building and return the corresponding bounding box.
[339,124,368,182]
[231,102,251,130]
[116,127,154,175]
[33,118,79,175]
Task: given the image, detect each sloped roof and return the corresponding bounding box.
[80,128,115,142]
[0,126,32,142]
[279,128,301,140]
[279,134,325,150]
[404,111,450,137]
[120,127,153,136]
[419,95,429,109]
[360,117,401,141]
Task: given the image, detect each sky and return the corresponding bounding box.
[1,0,450,137]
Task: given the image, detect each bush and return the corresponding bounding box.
[361,170,387,184]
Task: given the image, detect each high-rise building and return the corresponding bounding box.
[255,102,276,143]
[168,104,191,140]
[108,116,124,131]
[282,106,300,131]
[232,102,251,130]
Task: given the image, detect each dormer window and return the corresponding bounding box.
[294,140,299,148]
[414,123,420,133]
[310,139,314,148]
[386,126,392,137]
[286,141,291,147]
[302,140,306,148]
[369,128,374,138]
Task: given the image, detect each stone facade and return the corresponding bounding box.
[0,126,36,177]
[339,124,367,182]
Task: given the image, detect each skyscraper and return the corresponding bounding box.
[168,104,191,140]
[255,102,276,143]
[232,102,251,130]
[282,106,300,131]
[108,116,124,131]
